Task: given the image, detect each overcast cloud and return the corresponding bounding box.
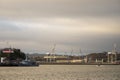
[0,0,120,54]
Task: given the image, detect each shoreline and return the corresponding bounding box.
[0,62,119,66]
[39,62,120,65]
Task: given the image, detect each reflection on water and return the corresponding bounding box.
[0,65,120,80]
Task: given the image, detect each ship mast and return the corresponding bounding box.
[113,43,117,62]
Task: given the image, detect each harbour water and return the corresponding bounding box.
[0,65,120,80]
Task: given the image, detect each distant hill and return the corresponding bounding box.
[28,53,46,57]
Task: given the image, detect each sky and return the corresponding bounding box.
[0,0,120,54]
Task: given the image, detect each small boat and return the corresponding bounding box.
[19,60,39,66]
[19,54,39,66]
[96,62,102,67]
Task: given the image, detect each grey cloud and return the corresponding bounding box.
[0,19,21,31]
[0,0,120,53]
[0,0,120,18]
[59,34,120,53]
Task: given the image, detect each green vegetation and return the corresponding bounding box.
[0,48,26,60]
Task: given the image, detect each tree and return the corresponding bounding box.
[0,48,26,60]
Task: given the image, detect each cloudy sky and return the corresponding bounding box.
[0,0,120,54]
